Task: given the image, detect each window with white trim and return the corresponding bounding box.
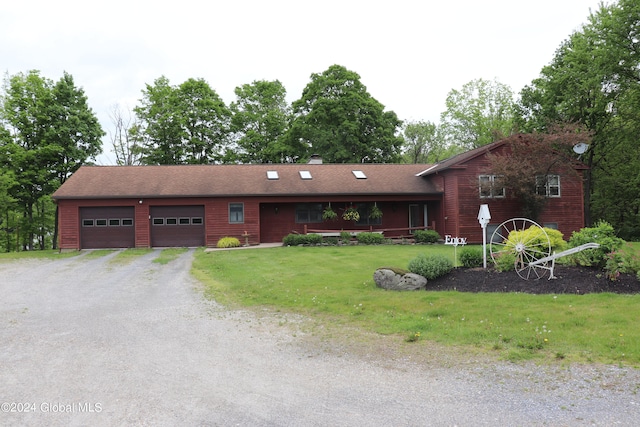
[536,174,561,197]
[479,175,505,198]
[229,203,244,223]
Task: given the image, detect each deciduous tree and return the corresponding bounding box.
[440,78,516,151]
[133,76,231,164]
[517,0,640,231]
[401,121,449,164]
[285,65,403,163]
[229,80,290,163]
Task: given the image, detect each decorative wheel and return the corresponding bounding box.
[490,218,551,280]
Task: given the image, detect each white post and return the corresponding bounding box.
[477,204,491,269]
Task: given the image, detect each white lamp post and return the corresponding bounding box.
[477,204,491,268]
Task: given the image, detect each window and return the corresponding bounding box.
[352,170,367,179]
[95,219,108,227]
[122,218,134,226]
[229,203,244,223]
[82,219,94,227]
[166,218,177,225]
[191,217,203,225]
[179,217,191,225]
[479,175,505,198]
[299,170,312,180]
[267,171,279,180]
[295,203,323,223]
[536,175,561,197]
[108,219,120,226]
[152,218,164,226]
[356,203,382,226]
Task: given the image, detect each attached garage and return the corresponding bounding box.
[80,207,135,249]
[150,205,205,247]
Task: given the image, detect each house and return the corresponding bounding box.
[51,140,586,250]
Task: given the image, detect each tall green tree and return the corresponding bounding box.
[229,80,290,163]
[285,65,403,163]
[0,70,102,250]
[440,78,516,151]
[517,0,640,230]
[401,120,450,164]
[133,76,231,165]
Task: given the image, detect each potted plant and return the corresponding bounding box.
[322,203,338,221]
[342,205,360,222]
[369,203,383,220]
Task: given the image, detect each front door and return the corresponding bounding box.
[409,204,427,233]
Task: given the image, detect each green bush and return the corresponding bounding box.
[545,228,568,253]
[568,221,625,268]
[324,237,339,245]
[407,254,453,280]
[413,229,441,244]
[459,246,484,268]
[340,231,352,242]
[494,252,516,272]
[282,233,323,246]
[216,237,241,248]
[356,232,385,245]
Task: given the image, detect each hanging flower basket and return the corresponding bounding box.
[342,206,360,222]
[369,203,383,219]
[322,203,338,221]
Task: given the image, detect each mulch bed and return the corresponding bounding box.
[426,265,640,294]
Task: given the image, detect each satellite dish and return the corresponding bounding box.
[573,143,589,154]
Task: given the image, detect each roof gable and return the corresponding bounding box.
[417,140,509,177]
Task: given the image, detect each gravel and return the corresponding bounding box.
[1,249,639,426]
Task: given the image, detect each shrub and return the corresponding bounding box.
[408,254,453,280]
[568,221,625,268]
[356,232,385,245]
[324,237,339,245]
[494,252,516,272]
[413,229,441,244]
[216,237,241,248]
[459,246,484,268]
[282,233,322,246]
[545,228,568,253]
[340,231,352,242]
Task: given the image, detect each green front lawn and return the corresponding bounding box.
[192,244,640,366]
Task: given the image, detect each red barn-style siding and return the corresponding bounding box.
[52,140,587,250]
[419,141,587,243]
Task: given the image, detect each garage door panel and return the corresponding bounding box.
[150,206,204,247]
[81,207,135,249]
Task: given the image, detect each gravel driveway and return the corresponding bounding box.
[1,249,639,426]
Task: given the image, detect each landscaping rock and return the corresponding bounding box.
[373,268,427,291]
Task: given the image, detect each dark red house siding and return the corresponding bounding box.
[434,148,586,243]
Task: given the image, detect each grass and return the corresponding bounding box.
[153,248,189,264]
[0,249,80,261]
[192,244,640,366]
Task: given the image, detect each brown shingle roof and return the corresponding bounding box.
[52,164,441,199]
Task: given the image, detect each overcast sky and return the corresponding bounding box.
[2,0,604,164]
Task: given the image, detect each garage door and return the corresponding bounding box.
[150,206,205,247]
[80,207,135,249]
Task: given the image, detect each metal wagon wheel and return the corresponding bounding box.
[490,218,551,280]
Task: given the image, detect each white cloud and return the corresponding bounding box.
[1,0,603,164]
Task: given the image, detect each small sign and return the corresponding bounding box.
[444,235,467,246]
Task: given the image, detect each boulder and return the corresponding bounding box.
[373,268,427,291]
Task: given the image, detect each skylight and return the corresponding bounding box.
[352,170,367,179]
[299,170,312,180]
[266,170,279,180]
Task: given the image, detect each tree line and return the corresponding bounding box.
[1,0,639,251]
